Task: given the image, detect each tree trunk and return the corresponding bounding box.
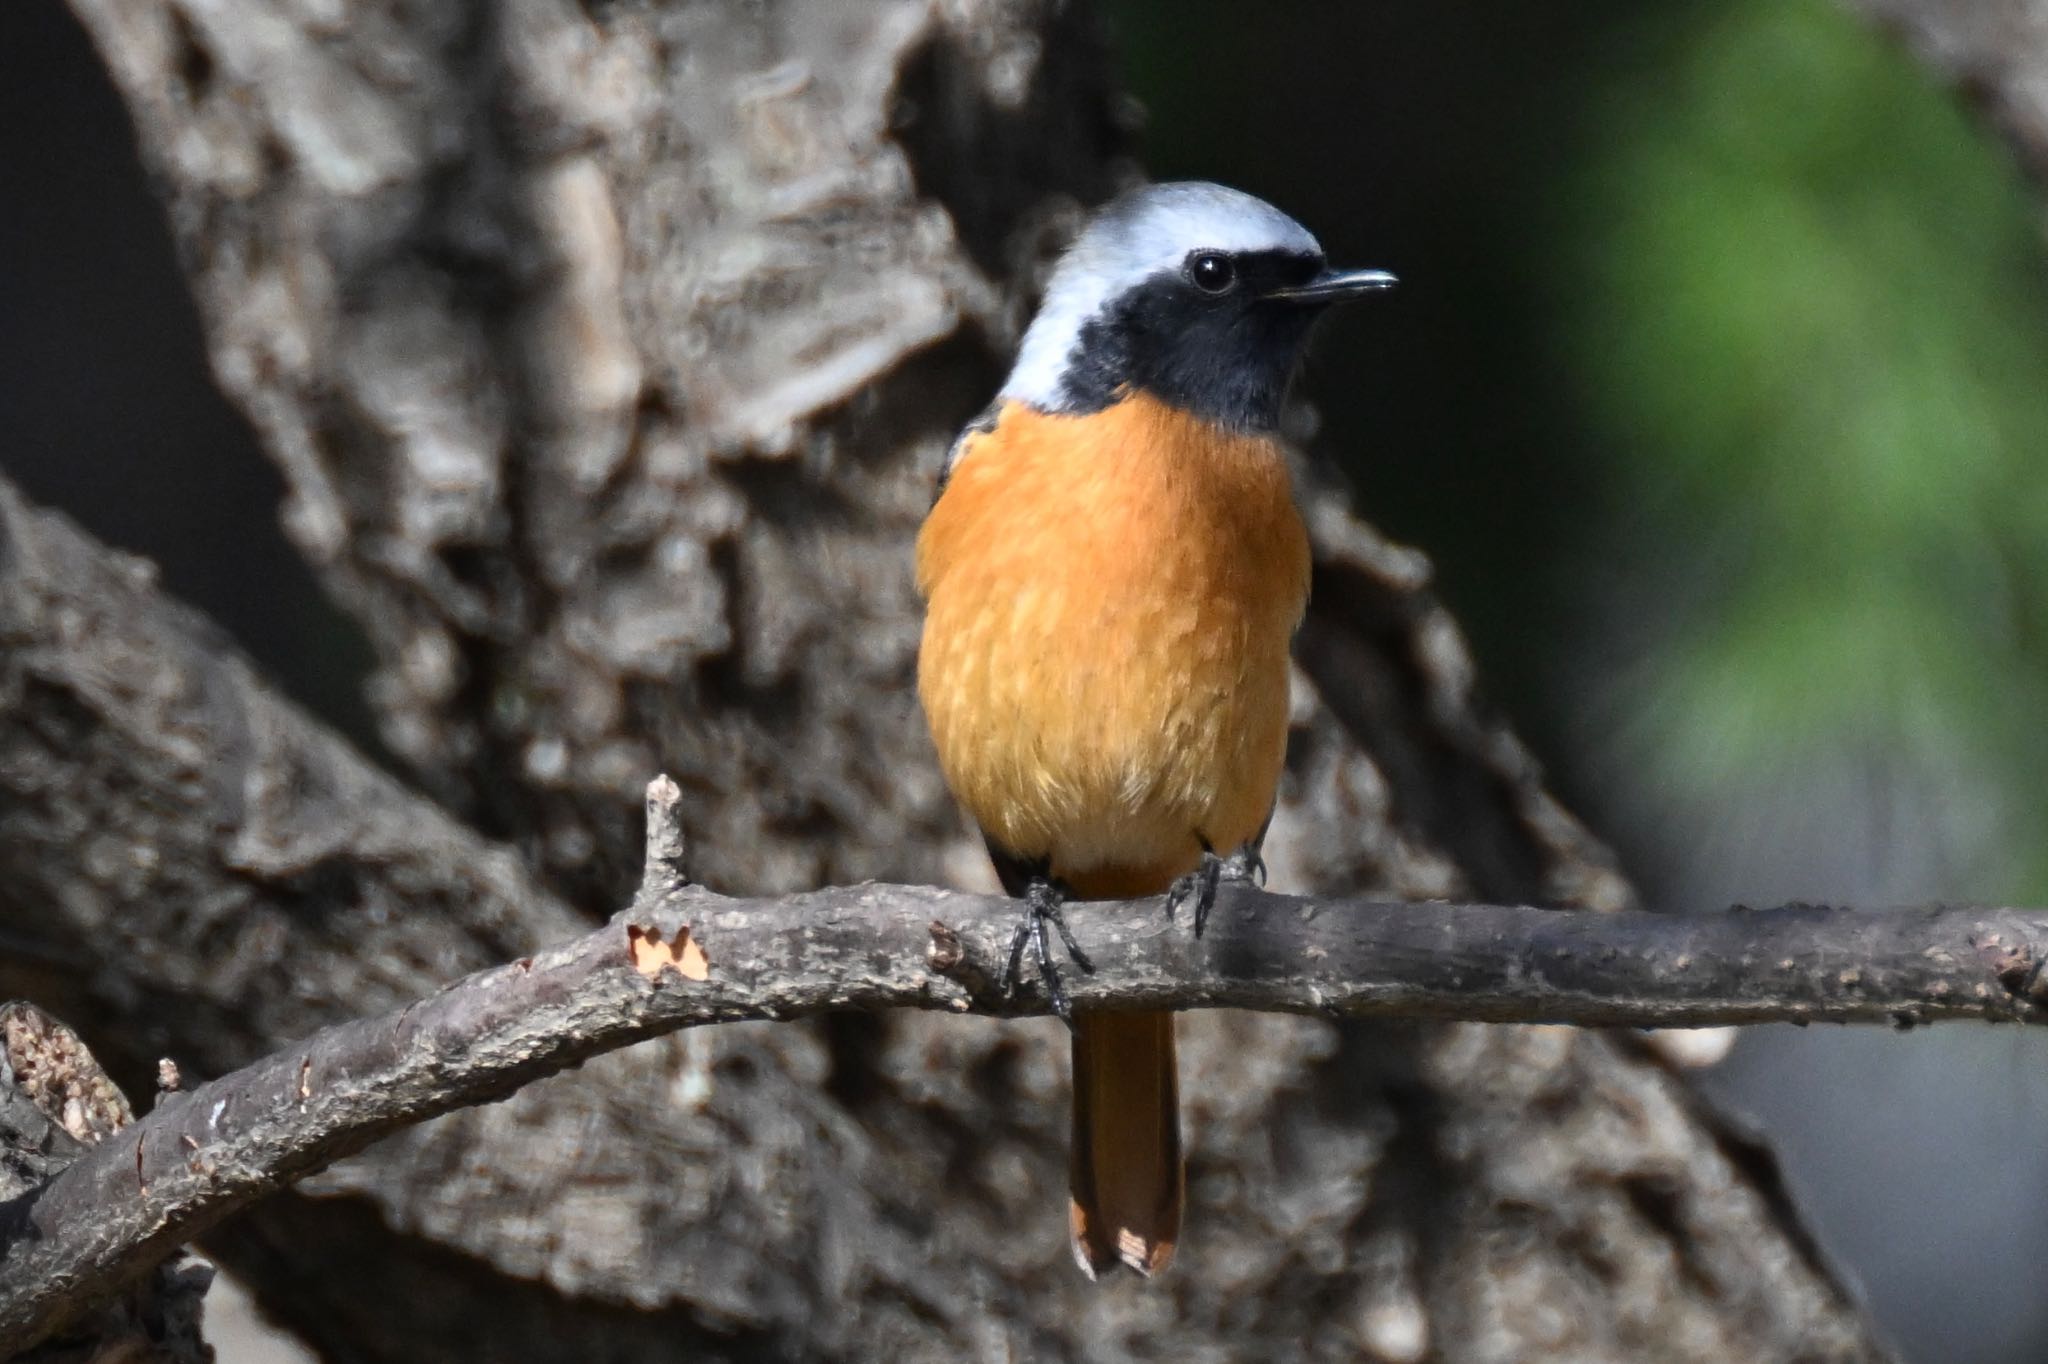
[2,0,1891,1357]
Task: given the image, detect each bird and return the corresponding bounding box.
[914,181,1394,1278]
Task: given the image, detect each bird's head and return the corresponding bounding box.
[1001,182,1395,434]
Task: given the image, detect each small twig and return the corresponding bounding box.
[640,773,691,901]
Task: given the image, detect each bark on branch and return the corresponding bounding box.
[4,775,2041,1355]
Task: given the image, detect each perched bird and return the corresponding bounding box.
[915,182,1394,1277]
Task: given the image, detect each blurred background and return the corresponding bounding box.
[6,1,2048,1358]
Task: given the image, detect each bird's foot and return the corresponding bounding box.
[1165,838,1266,939]
[1001,876,1093,1028]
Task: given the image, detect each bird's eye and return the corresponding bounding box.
[1185,251,1236,294]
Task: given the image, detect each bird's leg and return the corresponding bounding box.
[1165,835,1266,938]
[1001,876,1093,1027]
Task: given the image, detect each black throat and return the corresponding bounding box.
[1053,249,1325,432]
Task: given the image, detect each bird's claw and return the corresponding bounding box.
[1001,877,1093,1029]
[1165,839,1265,938]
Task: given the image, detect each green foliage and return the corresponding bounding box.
[1559,1,2048,890]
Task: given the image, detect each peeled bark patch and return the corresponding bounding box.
[629,924,709,982]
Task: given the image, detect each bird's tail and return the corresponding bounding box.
[1068,1009,1182,1277]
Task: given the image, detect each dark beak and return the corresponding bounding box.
[1263,267,1398,304]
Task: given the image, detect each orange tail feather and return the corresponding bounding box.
[1068,1010,1182,1277]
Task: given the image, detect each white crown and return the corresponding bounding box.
[1001,183,1323,412]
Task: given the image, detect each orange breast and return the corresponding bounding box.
[916,394,1310,887]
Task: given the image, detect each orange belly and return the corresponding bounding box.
[916,393,1310,885]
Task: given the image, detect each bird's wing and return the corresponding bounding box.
[932,399,1003,507]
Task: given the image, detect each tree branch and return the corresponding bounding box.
[4,777,2042,1355]
[0,1005,211,1363]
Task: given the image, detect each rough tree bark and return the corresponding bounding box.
[0,0,1911,1358]
[0,1004,212,1364]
